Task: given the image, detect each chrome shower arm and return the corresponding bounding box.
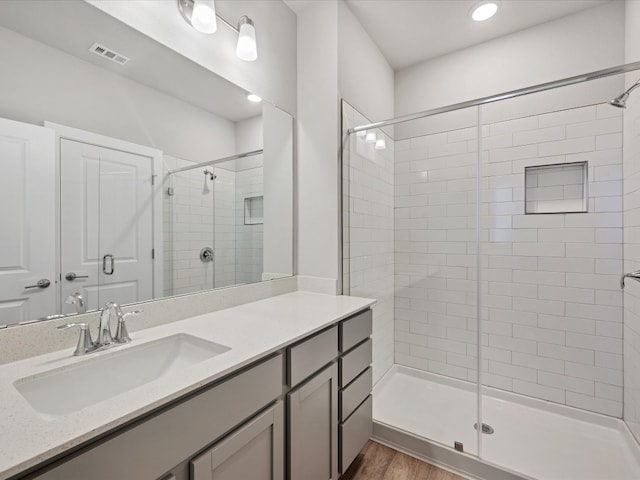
[621,270,640,289]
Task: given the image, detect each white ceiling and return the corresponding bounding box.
[345,0,612,70]
[0,0,262,122]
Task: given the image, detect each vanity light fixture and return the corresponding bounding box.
[178,0,258,61]
[365,131,377,144]
[356,130,367,137]
[190,0,217,33]
[247,93,262,103]
[375,138,386,150]
[470,1,500,22]
[236,16,258,61]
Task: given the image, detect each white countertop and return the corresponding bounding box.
[0,291,374,479]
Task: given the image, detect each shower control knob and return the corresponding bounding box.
[200,247,214,263]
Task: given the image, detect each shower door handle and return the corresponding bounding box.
[103,254,114,275]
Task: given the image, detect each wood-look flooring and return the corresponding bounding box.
[340,440,467,480]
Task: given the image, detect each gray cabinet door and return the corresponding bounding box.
[288,363,338,480]
[191,401,284,480]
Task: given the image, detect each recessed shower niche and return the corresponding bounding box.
[524,161,588,214]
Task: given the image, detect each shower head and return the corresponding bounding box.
[610,92,630,109]
[610,78,640,108]
[204,169,215,180]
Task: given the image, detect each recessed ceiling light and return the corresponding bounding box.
[471,1,500,22]
[247,94,262,103]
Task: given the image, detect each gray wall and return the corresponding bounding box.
[0,26,237,163]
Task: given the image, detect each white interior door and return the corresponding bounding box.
[60,139,155,312]
[0,117,56,325]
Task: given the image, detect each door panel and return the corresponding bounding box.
[96,145,153,306]
[191,402,284,480]
[60,139,154,312]
[60,139,100,312]
[0,118,55,325]
[288,363,338,480]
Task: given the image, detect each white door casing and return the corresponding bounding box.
[0,118,56,325]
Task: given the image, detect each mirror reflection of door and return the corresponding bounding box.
[53,124,162,314]
[60,139,155,313]
[0,118,56,326]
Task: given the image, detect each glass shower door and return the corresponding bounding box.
[343,100,482,456]
[478,77,626,477]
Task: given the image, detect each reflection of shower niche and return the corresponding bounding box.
[244,196,264,225]
[525,162,588,214]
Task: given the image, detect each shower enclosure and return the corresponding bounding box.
[164,151,265,297]
[342,63,640,479]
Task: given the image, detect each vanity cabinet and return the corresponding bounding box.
[287,325,339,480]
[29,354,283,480]
[288,363,339,480]
[22,307,373,480]
[190,401,284,480]
[285,309,373,480]
[338,309,373,475]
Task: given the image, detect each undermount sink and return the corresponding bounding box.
[14,334,231,419]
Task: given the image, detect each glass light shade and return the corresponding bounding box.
[191,0,217,33]
[365,132,377,144]
[356,130,367,137]
[236,17,257,61]
[375,138,386,150]
[247,94,262,103]
[471,2,499,21]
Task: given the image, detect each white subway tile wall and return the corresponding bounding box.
[395,104,624,416]
[163,156,215,296]
[162,157,238,295]
[624,90,640,439]
[343,102,395,384]
[235,166,264,285]
[213,167,237,288]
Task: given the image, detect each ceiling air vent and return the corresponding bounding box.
[88,43,130,65]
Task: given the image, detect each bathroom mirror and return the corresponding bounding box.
[0,0,294,327]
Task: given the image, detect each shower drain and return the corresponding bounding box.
[474,422,495,434]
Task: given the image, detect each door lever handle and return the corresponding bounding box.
[24,279,51,289]
[65,272,89,281]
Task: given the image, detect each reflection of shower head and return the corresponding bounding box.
[202,169,216,195]
[610,78,640,108]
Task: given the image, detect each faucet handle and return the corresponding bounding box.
[65,292,86,314]
[115,310,142,344]
[57,322,95,356]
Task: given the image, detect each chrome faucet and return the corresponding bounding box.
[65,292,86,314]
[97,302,119,347]
[57,302,142,356]
[97,302,142,346]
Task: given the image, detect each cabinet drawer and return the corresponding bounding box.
[339,338,372,387]
[288,326,338,387]
[339,395,372,474]
[339,309,372,353]
[339,367,372,422]
[32,354,284,480]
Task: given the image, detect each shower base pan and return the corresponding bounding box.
[373,365,640,480]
